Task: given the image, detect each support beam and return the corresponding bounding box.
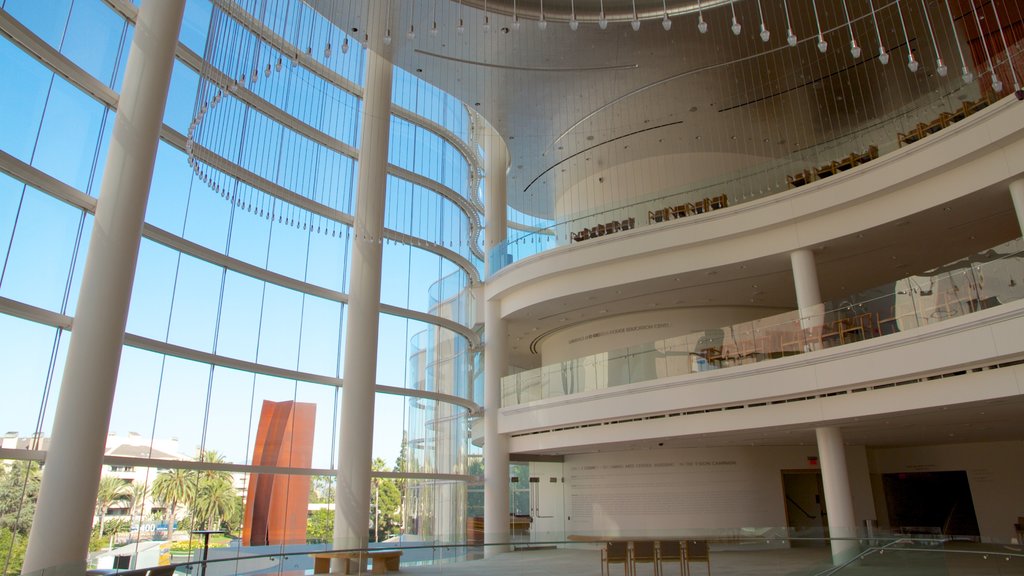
[483,126,511,557]
[816,427,859,565]
[1011,179,1024,237]
[334,3,392,553]
[22,0,185,571]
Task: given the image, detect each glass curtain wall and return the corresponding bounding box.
[0,0,481,571]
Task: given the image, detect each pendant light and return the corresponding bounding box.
[783,0,797,46]
[895,0,918,71]
[812,0,828,53]
[697,0,708,34]
[730,0,742,35]
[942,0,972,83]
[868,0,888,64]
[841,0,861,58]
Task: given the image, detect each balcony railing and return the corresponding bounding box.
[501,240,1024,407]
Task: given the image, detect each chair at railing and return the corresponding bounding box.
[631,540,658,576]
[602,541,632,576]
[787,169,813,189]
[657,540,684,576]
[683,540,711,576]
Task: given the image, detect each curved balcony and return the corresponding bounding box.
[500,242,1024,447]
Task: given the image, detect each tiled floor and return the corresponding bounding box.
[378,543,1024,576]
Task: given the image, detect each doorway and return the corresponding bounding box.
[782,471,827,545]
[881,471,980,539]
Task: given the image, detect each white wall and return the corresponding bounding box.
[561,445,874,538]
[868,440,1024,542]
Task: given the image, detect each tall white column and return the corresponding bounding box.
[22,0,185,571]
[1011,179,1024,236]
[791,248,825,349]
[334,3,392,552]
[482,127,511,557]
[816,427,859,564]
[791,248,822,312]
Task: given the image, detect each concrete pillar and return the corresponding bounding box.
[334,2,392,553]
[1011,179,1024,237]
[22,0,185,571]
[790,248,825,349]
[816,427,859,564]
[482,127,511,557]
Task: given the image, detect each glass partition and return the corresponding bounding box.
[488,60,1018,277]
[502,240,1024,407]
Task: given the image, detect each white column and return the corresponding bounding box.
[791,248,825,349]
[816,427,859,564]
[334,2,392,552]
[1011,179,1024,236]
[482,127,511,557]
[791,248,822,312]
[22,0,185,571]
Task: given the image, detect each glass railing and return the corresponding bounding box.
[501,240,1024,407]
[71,530,1024,575]
[488,49,1024,278]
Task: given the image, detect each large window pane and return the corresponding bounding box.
[166,253,222,353]
[0,37,51,162]
[31,77,107,193]
[0,188,85,312]
[60,0,127,86]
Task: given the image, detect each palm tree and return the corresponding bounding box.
[127,483,148,519]
[191,476,237,531]
[94,476,128,537]
[151,469,194,535]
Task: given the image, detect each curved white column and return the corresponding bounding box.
[22,0,185,571]
[816,426,859,565]
[483,127,511,556]
[791,248,822,312]
[334,3,393,552]
[1011,179,1024,236]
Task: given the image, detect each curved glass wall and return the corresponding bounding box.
[0,0,481,570]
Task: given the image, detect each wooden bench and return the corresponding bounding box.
[313,550,403,574]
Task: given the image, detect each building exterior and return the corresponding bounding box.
[0,0,1023,573]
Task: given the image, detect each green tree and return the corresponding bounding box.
[370,458,402,542]
[306,509,333,543]
[126,482,148,519]
[309,475,335,504]
[0,527,28,575]
[191,476,236,531]
[0,461,40,535]
[95,476,129,537]
[151,468,194,534]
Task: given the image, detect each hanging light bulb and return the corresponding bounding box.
[662,0,672,30]
[513,0,521,30]
[458,18,465,33]
[275,57,283,72]
[840,0,860,58]
[907,52,919,72]
[539,0,547,30]
[936,57,948,77]
[917,0,948,79]
[942,0,971,84]
[895,0,916,70]
[992,76,1003,92]
[431,21,438,35]
[341,38,349,54]
[408,24,415,39]
[987,0,1020,94]
[264,63,272,77]
[324,42,332,58]
[783,0,797,46]
[730,1,741,35]
[697,0,708,34]
[483,0,490,32]
[384,30,392,45]
[867,0,887,64]
[631,0,640,31]
[570,0,579,30]
[755,0,769,41]
[812,1,827,52]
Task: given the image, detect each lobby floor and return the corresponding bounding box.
[388,544,1024,576]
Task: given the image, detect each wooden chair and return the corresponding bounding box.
[602,541,632,576]
[923,112,952,134]
[835,153,857,172]
[631,540,658,576]
[787,169,812,188]
[683,540,711,576]
[657,540,684,576]
[897,126,924,147]
[860,144,879,163]
[670,203,693,219]
[692,198,711,214]
[709,194,728,210]
[648,209,667,224]
[815,161,838,179]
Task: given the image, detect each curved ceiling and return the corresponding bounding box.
[317,0,970,220]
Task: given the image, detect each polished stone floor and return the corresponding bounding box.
[384,543,1024,576]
